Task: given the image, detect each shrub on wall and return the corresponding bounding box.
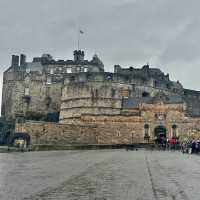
[25,111,59,122]
[46,112,59,122]
[25,112,46,121]
[0,117,15,144]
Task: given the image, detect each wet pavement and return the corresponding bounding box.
[0,149,200,200]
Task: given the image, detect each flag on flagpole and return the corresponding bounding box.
[77,29,84,50]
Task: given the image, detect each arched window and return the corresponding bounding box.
[172,124,177,138]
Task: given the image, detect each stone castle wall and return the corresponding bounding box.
[60,81,126,122]
[15,121,97,145]
[16,101,200,146]
[60,71,186,123]
[15,119,145,145]
[2,71,62,120]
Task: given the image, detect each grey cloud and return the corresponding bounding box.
[158,19,200,64]
[0,0,200,92]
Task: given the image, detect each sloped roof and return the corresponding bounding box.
[122,98,140,109]
[122,94,184,109]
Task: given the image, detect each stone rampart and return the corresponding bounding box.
[15,121,97,145]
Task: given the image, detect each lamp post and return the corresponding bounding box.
[144,124,150,143]
[132,132,134,145]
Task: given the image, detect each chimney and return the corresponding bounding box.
[20,54,26,66]
[11,55,19,67]
[73,50,84,62]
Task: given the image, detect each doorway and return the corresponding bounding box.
[154,126,167,144]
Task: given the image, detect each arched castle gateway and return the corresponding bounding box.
[3,50,200,145]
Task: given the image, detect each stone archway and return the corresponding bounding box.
[154,126,167,144]
[11,132,31,148]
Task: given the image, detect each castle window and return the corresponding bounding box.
[67,68,72,73]
[46,77,52,85]
[25,87,30,96]
[76,66,81,72]
[50,69,54,74]
[142,91,149,97]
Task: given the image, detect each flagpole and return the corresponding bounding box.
[77,30,80,50]
[77,29,84,50]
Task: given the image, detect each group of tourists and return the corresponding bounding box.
[181,139,200,154]
[156,136,200,154]
[155,136,180,150]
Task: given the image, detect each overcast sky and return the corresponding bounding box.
[0,0,200,106]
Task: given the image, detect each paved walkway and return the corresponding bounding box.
[0,150,200,200]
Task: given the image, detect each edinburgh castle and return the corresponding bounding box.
[2,50,200,146]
